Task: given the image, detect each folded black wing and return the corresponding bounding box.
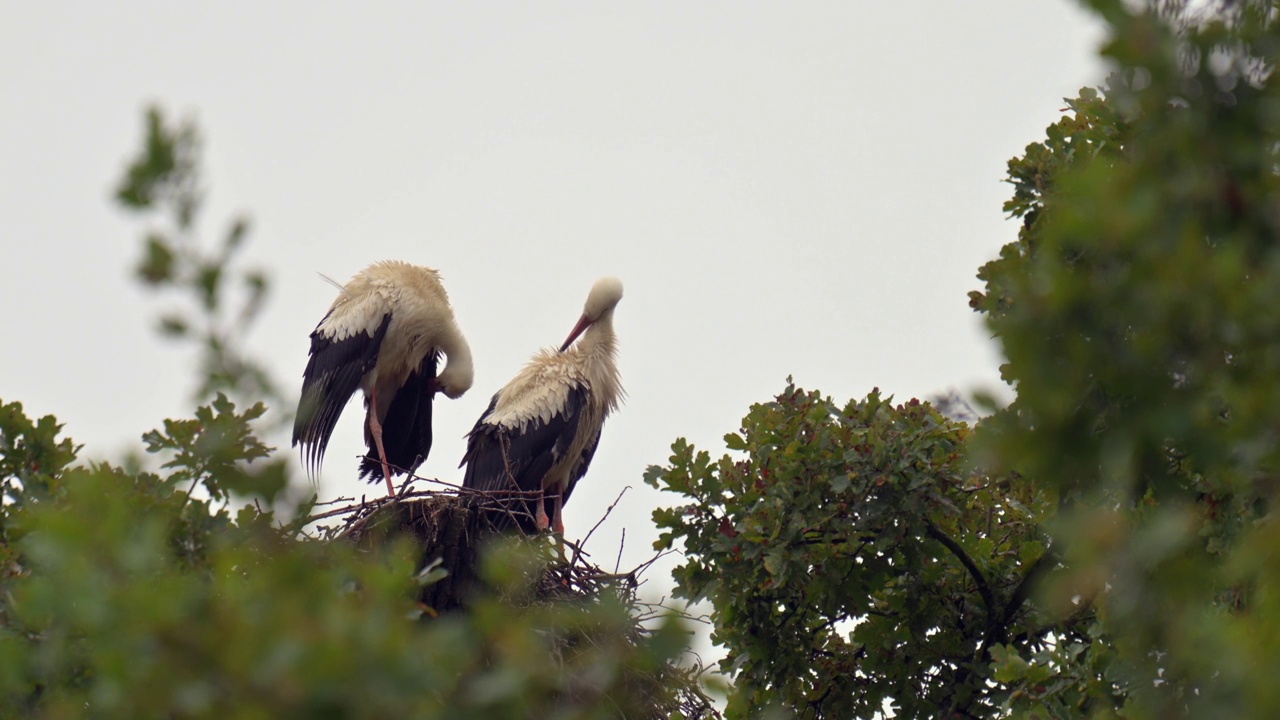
[461,384,588,494]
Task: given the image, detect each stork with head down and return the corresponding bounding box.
[461,276,624,534]
[293,260,474,497]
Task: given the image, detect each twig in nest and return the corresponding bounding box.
[312,494,356,508]
[580,484,630,549]
[406,473,468,491]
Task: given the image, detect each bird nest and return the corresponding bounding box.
[305,482,719,720]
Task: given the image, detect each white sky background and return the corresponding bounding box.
[2,0,1105,668]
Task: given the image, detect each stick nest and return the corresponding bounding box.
[306,483,719,720]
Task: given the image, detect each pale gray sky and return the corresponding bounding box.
[2,1,1105,622]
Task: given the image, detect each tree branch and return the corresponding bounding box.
[927,519,1004,719]
[943,537,1065,717]
[924,519,998,636]
[998,542,1058,629]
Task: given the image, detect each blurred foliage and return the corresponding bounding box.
[970,0,1280,716]
[0,398,707,718]
[115,106,284,423]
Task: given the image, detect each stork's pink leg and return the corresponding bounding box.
[551,491,565,536]
[367,389,396,497]
[535,487,551,531]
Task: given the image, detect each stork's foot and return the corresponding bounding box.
[535,504,551,532]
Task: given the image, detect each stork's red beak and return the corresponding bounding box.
[560,314,593,352]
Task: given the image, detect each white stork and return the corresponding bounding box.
[293,260,474,497]
[460,276,624,534]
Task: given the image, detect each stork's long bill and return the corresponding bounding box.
[560,314,593,352]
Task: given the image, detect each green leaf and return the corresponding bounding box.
[136,234,176,285]
[224,216,249,251]
[990,645,1030,683]
[1018,539,1045,566]
[157,313,189,337]
[197,263,222,311]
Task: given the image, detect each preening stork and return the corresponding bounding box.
[293,261,474,497]
[461,276,624,534]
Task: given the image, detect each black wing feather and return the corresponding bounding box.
[461,385,588,531]
[292,312,391,478]
[359,350,438,482]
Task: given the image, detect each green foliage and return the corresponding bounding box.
[0,401,80,509]
[115,106,283,419]
[141,393,287,504]
[0,398,703,718]
[969,2,1280,717]
[648,384,1068,718]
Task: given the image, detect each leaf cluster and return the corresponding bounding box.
[648,384,1062,718]
[141,393,287,504]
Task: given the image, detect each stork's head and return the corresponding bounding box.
[434,333,475,399]
[561,276,624,351]
[435,364,474,399]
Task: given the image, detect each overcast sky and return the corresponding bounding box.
[2,1,1106,633]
